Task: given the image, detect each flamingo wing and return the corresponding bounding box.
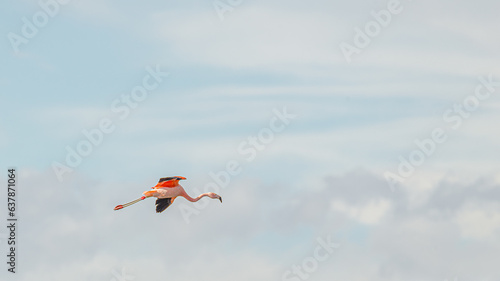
[155,198,172,213]
[155,176,186,188]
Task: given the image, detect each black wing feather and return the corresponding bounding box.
[158,177,176,183]
[158,176,186,183]
[155,198,172,213]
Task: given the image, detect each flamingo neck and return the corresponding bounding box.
[182,192,210,202]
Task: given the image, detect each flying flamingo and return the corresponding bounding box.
[114,176,222,213]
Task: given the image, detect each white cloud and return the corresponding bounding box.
[142,0,500,82]
[331,198,392,224]
[8,165,500,281]
[152,7,342,70]
[455,202,500,239]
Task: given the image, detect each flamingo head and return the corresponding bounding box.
[208,192,222,203]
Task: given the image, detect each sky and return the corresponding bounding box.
[1,0,500,280]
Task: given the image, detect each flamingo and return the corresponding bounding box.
[113,176,222,213]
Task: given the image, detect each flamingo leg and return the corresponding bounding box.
[114,196,146,210]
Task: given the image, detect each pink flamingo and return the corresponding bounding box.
[114,176,222,213]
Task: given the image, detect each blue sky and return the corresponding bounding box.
[1,0,500,281]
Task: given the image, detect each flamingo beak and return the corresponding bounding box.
[219,197,222,203]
